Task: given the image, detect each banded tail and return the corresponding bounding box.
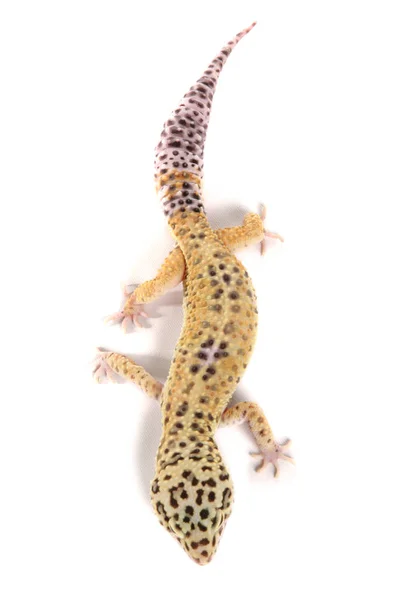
[154,22,257,219]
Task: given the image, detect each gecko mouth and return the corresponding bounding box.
[170,517,227,565]
[155,496,229,565]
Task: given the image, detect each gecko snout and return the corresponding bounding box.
[150,456,234,564]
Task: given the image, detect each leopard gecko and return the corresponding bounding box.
[94,21,293,565]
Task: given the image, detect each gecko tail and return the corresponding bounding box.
[154,23,257,219]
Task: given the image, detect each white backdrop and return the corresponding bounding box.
[1,1,406,598]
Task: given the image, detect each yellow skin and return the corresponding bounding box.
[95,197,292,565]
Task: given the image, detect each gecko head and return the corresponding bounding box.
[150,455,234,565]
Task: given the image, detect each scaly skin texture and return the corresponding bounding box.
[97,23,292,565]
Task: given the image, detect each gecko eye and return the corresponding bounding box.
[168,516,185,539]
[212,512,224,532]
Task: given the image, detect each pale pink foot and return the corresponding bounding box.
[104,284,149,333]
[250,438,294,477]
[92,349,117,383]
[259,204,284,256]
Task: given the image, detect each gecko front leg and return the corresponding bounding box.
[93,349,163,400]
[219,401,294,477]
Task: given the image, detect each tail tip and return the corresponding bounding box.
[239,21,257,38]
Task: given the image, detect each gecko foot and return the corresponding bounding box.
[92,349,117,383]
[259,204,284,256]
[250,438,294,477]
[104,284,148,333]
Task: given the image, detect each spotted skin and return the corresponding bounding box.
[98,23,292,565]
[119,212,265,323]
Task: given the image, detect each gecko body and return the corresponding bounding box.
[95,23,292,565]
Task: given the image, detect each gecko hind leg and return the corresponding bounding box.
[93,348,163,401]
[219,401,293,477]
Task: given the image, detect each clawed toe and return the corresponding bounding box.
[121,315,133,333]
[265,230,284,243]
[259,204,284,256]
[249,452,267,473]
[104,312,124,325]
